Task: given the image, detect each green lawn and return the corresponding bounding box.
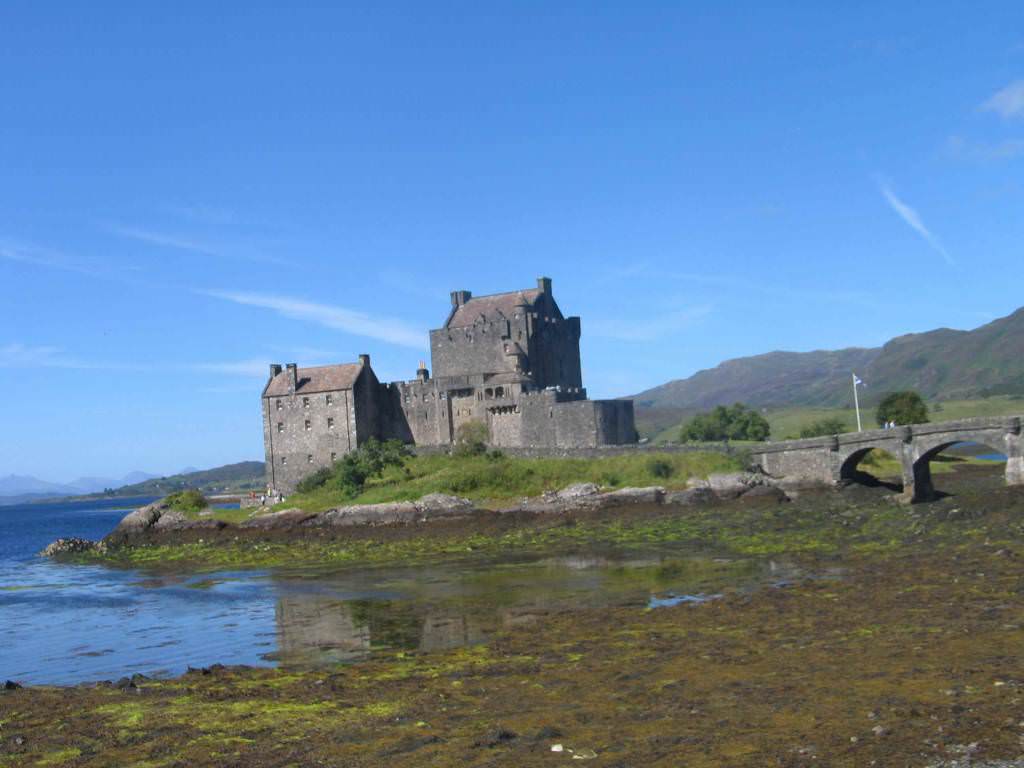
[276,451,741,513]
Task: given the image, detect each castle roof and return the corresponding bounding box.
[446,289,541,328]
[264,363,363,397]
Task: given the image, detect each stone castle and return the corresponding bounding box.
[262,278,636,492]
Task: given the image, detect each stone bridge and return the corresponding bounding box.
[750,416,1024,502]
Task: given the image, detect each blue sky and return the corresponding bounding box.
[3,2,1024,480]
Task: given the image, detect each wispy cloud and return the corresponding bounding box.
[107,225,289,265]
[946,135,1024,161]
[108,225,220,256]
[981,80,1024,118]
[0,343,279,379]
[202,290,426,349]
[877,180,953,266]
[590,304,713,342]
[0,344,84,369]
[0,240,104,277]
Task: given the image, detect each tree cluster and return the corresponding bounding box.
[875,391,929,427]
[680,403,770,442]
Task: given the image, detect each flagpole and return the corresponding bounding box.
[852,373,862,432]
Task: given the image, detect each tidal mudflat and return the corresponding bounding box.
[4,465,1024,766]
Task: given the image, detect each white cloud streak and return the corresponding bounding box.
[877,181,953,266]
[981,80,1024,118]
[0,344,278,379]
[109,225,220,256]
[202,290,426,349]
[107,225,290,265]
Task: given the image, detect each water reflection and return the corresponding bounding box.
[2,550,814,684]
[264,553,802,669]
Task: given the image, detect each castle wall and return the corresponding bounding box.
[528,315,583,390]
[430,312,531,379]
[263,383,360,493]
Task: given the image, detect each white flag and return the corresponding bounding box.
[853,375,864,387]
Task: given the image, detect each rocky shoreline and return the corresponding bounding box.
[41,471,797,558]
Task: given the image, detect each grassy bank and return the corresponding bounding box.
[77,465,1009,573]
[278,450,741,514]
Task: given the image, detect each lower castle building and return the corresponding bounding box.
[262,278,636,493]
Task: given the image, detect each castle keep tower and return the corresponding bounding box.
[263,278,636,493]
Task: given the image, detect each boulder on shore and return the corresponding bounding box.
[592,486,666,507]
[320,494,476,527]
[40,538,104,557]
[663,487,716,506]
[114,501,168,533]
[241,508,320,529]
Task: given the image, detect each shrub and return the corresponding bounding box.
[164,489,207,514]
[875,391,928,427]
[454,421,490,457]
[799,417,848,438]
[295,467,333,494]
[681,403,770,442]
[647,458,673,479]
[293,438,411,498]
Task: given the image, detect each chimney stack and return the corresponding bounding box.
[358,354,370,367]
[269,363,282,379]
[450,290,472,307]
[537,276,552,294]
[285,363,297,393]
[416,360,429,382]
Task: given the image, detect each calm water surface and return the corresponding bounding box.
[1,497,805,685]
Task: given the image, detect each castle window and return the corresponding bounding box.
[330,452,337,462]
[326,394,333,406]
[404,394,410,404]
[327,417,335,429]
[495,386,505,398]
[302,397,310,408]
[485,388,493,399]
[277,422,284,434]
[423,394,429,402]
[281,456,287,465]
[275,400,283,411]
[549,409,553,418]
[304,419,311,431]
[307,454,314,464]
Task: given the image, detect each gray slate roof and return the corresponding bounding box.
[447,289,540,328]
[264,363,363,396]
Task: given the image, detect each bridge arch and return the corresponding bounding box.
[910,431,1012,502]
[837,446,903,491]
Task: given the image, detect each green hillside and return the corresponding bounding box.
[633,307,1024,425]
[90,461,266,498]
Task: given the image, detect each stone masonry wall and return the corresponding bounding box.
[263,378,360,493]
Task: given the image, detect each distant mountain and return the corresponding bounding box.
[0,465,262,505]
[632,306,1024,415]
[106,461,266,498]
[0,474,75,497]
[0,471,162,499]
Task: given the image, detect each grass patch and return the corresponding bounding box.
[277,451,740,513]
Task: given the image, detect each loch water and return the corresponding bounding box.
[1,497,802,686]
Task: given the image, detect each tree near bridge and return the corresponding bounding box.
[875,391,929,427]
[799,417,849,438]
[681,403,770,442]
